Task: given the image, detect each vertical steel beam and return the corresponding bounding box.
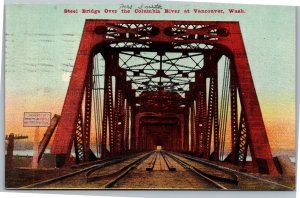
[213,75,219,161]
[114,73,126,154]
[50,21,102,166]
[177,124,181,152]
[114,89,122,153]
[139,125,144,151]
[107,75,115,153]
[124,103,130,151]
[203,53,220,160]
[74,112,84,163]
[225,23,278,175]
[130,109,136,151]
[191,102,196,153]
[198,75,207,156]
[184,111,190,152]
[120,92,125,152]
[102,74,114,155]
[135,118,141,151]
[230,69,239,163]
[195,93,200,154]
[83,65,93,161]
[205,77,215,158]
[101,74,109,156]
[237,111,248,163]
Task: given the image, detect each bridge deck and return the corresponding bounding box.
[5,151,294,190]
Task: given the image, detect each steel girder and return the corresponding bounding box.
[50,20,278,175]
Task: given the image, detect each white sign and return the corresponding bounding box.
[23,112,51,127]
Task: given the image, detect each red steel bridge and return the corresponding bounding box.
[41,20,279,176]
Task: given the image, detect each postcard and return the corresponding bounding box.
[4,1,296,190]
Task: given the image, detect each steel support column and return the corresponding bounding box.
[198,89,207,156]
[230,68,239,163]
[184,111,190,152]
[124,102,130,151]
[225,23,278,175]
[50,21,102,166]
[74,112,84,164]
[83,65,93,161]
[130,109,136,151]
[191,104,196,153]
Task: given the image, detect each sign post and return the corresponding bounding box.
[32,127,40,169]
[23,112,51,169]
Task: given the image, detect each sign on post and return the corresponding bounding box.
[23,112,51,127]
[23,112,51,169]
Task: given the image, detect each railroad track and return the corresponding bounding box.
[145,151,176,171]
[19,150,294,190]
[20,152,150,189]
[85,152,153,186]
[161,151,176,171]
[95,151,178,188]
[145,151,158,171]
[164,151,237,189]
[168,152,294,190]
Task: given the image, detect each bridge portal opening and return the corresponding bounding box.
[156,146,162,150]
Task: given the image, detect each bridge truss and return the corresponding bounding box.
[49,20,278,176]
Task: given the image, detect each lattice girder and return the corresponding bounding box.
[50,20,278,175]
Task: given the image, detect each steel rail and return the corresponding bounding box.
[166,152,229,189]
[20,153,146,189]
[146,151,158,171]
[174,152,294,190]
[86,152,153,182]
[102,152,153,188]
[161,151,176,171]
[170,152,238,184]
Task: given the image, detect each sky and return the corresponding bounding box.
[4,2,296,153]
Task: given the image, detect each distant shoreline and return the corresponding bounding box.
[7,149,296,163]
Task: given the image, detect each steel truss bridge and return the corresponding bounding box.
[38,20,279,176]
